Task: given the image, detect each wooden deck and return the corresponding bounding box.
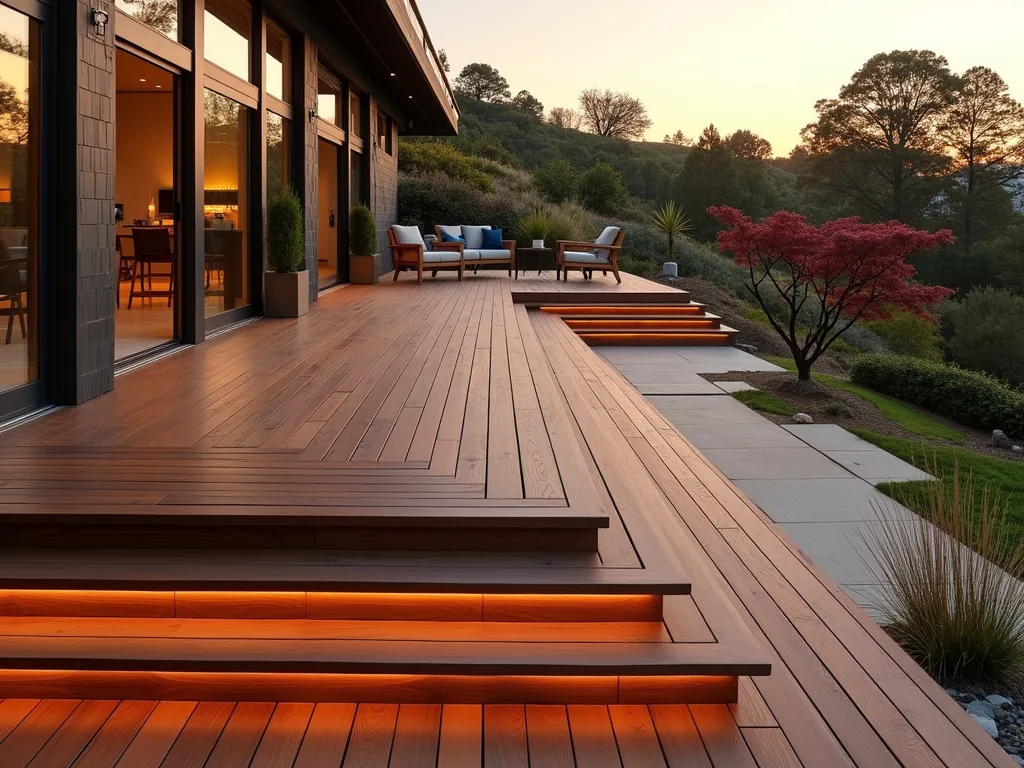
[0,270,1011,766]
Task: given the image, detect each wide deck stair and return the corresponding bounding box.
[532,293,738,347]
[0,550,767,705]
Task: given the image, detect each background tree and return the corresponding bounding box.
[938,66,1024,251]
[577,162,629,214]
[117,0,177,34]
[801,50,958,223]
[663,130,693,146]
[454,63,511,103]
[711,206,954,382]
[943,287,1024,385]
[534,159,577,203]
[726,129,773,161]
[672,125,743,239]
[510,90,544,120]
[0,32,27,57]
[578,89,652,140]
[547,107,581,130]
[437,49,450,73]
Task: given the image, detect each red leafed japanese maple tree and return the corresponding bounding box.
[709,206,955,383]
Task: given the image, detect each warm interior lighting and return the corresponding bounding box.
[577,332,732,345]
[139,78,146,82]
[0,189,11,204]
[540,305,704,316]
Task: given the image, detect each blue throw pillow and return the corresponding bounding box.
[480,228,504,249]
[440,230,465,243]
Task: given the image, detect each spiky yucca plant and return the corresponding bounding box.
[862,462,1024,682]
[515,209,551,246]
[649,201,691,262]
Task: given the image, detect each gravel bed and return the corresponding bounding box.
[945,684,1024,763]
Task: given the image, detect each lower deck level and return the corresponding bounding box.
[0,271,1011,766]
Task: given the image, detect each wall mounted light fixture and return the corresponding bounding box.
[308,107,317,123]
[91,8,109,36]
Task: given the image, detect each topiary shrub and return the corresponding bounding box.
[267,186,304,273]
[851,354,1024,437]
[350,204,377,256]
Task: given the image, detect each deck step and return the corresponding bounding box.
[513,290,692,306]
[563,316,723,331]
[0,503,607,553]
[540,303,708,316]
[0,617,769,704]
[577,325,739,347]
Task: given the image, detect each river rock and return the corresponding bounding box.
[972,713,1000,739]
[988,694,1015,708]
[969,700,996,719]
[993,430,1012,448]
[793,413,814,424]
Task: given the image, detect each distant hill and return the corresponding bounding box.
[441,98,691,200]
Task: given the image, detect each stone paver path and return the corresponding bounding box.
[600,347,927,616]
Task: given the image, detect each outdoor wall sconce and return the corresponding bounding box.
[91,8,109,36]
[308,107,317,123]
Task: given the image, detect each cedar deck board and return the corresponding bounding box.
[0,271,1011,767]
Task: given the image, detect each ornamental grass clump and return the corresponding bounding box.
[863,462,1024,682]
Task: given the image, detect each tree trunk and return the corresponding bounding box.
[795,357,814,392]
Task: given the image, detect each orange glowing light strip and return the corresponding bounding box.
[540,305,704,315]
[564,319,718,328]
[0,590,663,622]
[0,670,738,705]
[578,333,732,344]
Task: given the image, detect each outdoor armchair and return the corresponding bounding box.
[389,225,464,284]
[555,226,625,282]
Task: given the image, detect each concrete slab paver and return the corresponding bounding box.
[734,478,911,522]
[700,447,852,480]
[823,449,934,485]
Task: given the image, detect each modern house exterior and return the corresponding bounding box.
[0,0,457,422]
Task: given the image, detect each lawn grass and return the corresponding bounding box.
[853,429,1024,548]
[731,389,793,416]
[762,355,964,444]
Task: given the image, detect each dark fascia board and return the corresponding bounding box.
[266,0,456,135]
[265,0,412,129]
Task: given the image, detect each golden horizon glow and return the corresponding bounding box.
[420,0,1024,156]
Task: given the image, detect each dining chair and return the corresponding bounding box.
[129,227,175,308]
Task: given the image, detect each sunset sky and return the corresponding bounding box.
[419,0,1024,156]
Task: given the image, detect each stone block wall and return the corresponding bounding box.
[369,99,398,275]
[72,0,117,403]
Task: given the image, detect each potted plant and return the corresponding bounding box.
[350,204,380,284]
[265,186,308,317]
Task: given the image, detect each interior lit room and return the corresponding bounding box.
[114,50,177,361]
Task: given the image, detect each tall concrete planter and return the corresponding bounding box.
[350,204,379,285]
[266,187,307,317]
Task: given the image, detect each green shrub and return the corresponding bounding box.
[943,287,1024,386]
[349,204,377,256]
[866,310,943,362]
[266,186,304,273]
[398,141,493,191]
[851,354,1024,437]
[862,464,1024,681]
[534,159,577,203]
[398,171,526,236]
[514,209,551,245]
[823,402,855,418]
[577,161,628,214]
[545,202,589,244]
[618,255,658,279]
[470,135,516,166]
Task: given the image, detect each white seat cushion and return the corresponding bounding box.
[462,249,482,260]
[593,226,620,260]
[423,251,460,263]
[563,250,610,264]
[461,225,492,250]
[392,225,425,246]
[476,249,512,260]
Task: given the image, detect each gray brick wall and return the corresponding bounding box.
[75,0,116,402]
[302,37,319,303]
[370,99,398,275]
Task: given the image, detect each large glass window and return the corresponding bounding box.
[0,4,39,393]
[204,0,251,82]
[203,90,249,316]
[115,0,180,41]
[349,90,363,139]
[317,74,340,127]
[266,112,289,194]
[265,19,290,102]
